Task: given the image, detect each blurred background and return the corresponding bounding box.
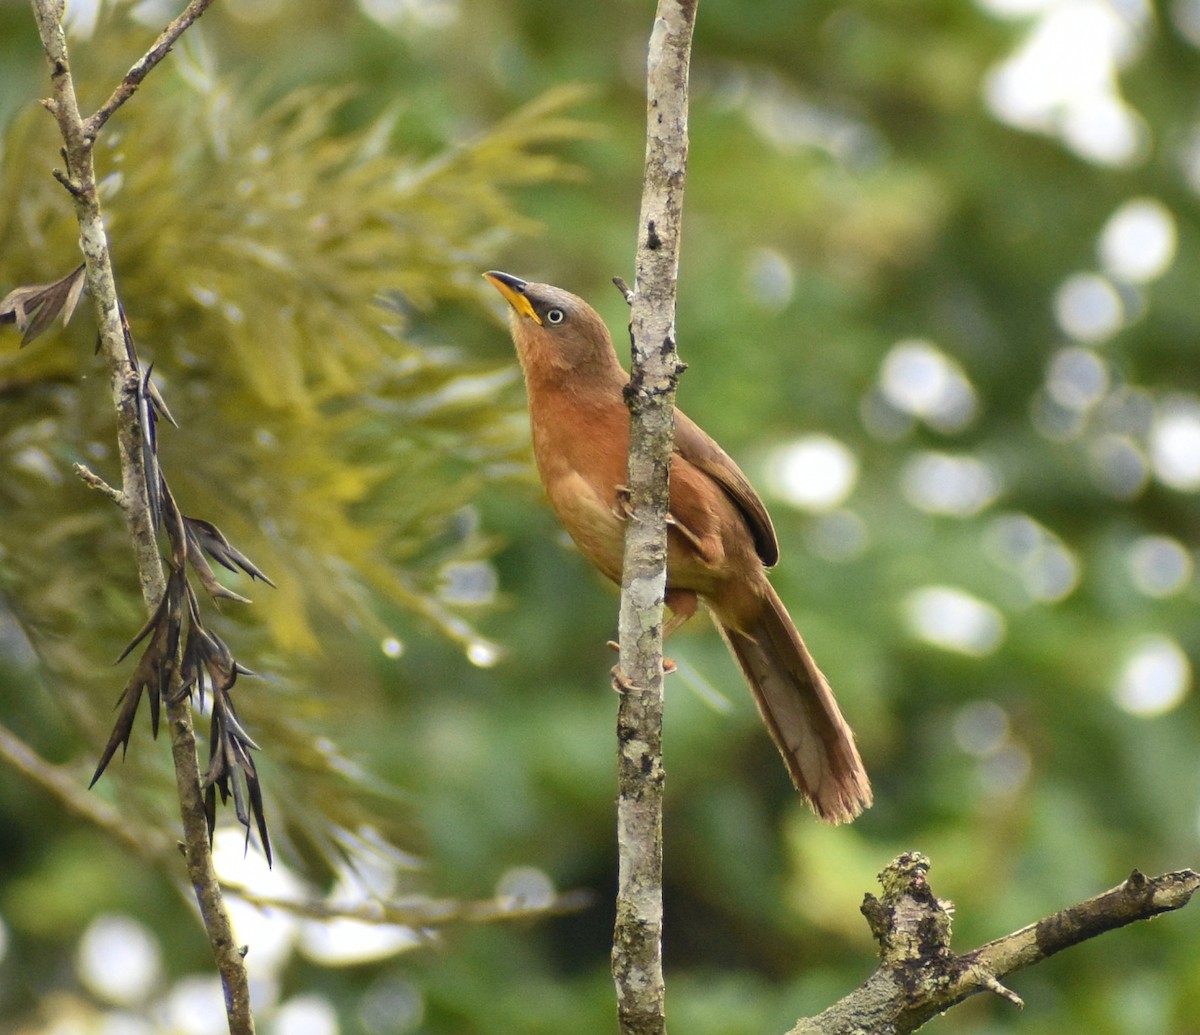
[1,0,1198,1032]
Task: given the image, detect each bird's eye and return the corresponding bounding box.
[545,308,565,325]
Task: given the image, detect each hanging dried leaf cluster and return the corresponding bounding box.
[1,271,278,855]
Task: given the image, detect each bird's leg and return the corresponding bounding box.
[658,587,701,675]
[663,587,697,641]
[606,589,696,683]
[665,511,706,553]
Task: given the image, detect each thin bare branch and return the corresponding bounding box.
[28,2,253,1031]
[220,883,595,929]
[85,0,218,138]
[0,721,174,862]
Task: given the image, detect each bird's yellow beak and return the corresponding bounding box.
[484,271,543,325]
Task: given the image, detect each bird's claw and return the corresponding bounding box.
[610,664,638,694]
[607,639,677,679]
[611,485,636,521]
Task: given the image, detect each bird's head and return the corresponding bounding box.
[484,271,620,376]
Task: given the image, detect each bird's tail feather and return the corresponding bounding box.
[714,580,871,823]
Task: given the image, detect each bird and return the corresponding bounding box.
[484,270,871,822]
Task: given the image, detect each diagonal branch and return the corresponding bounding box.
[85,0,218,138]
[611,2,698,1035]
[788,852,1200,1034]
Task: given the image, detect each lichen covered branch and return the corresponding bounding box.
[611,2,698,1034]
[788,853,1200,1035]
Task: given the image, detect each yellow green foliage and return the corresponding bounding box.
[0,36,591,868]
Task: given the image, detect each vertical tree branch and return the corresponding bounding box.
[28,4,255,1032]
[612,2,698,1034]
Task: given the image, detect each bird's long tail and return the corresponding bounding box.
[714,579,871,823]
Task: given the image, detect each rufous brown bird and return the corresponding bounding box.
[485,270,871,822]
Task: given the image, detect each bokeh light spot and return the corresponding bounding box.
[1114,636,1191,716]
[981,0,1149,166]
[953,699,1010,757]
[979,742,1033,798]
[806,509,870,562]
[984,513,1081,603]
[879,340,978,432]
[766,435,859,512]
[164,975,227,1035]
[77,915,162,1006]
[495,866,556,910]
[901,452,1001,517]
[1150,396,1200,490]
[467,639,502,668]
[1088,434,1149,499]
[359,976,426,1035]
[743,247,795,311]
[1128,536,1194,598]
[1053,272,1123,343]
[381,636,404,658]
[273,994,340,1035]
[1046,347,1109,411]
[1099,198,1177,283]
[904,586,1006,656]
[439,560,498,605]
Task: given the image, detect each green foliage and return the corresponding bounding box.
[0,18,591,878]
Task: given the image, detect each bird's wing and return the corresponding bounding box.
[673,408,780,567]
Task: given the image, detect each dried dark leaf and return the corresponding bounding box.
[138,366,161,533]
[145,372,177,428]
[184,516,275,587]
[90,648,159,787]
[185,528,253,604]
[0,264,86,346]
[115,580,173,664]
[92,565,186,785]
[159,478,189,571]
[201,676,272,866]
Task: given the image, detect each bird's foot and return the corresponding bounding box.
[607,639,677,678]
[610,664,637,694]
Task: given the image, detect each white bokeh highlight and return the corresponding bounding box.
[77,915,163,1006]
[1114,636,1191,716]
[1099,198,1178,283]
[1128,536,1194,598]
[766,434,860,512]
[1053,272,1124,343]
[984,513,1081,604]
[901,452,1002,517]
[982,0,1150,166]
[904,586,1007,656]
[1150,396,1200,490]
[878,339,978,432]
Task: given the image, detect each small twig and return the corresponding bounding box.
[51,167,84,197]
[74,461,126,506]
[612,276,635,306]
[85,0,218,138]
[977,971,1023,1009]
